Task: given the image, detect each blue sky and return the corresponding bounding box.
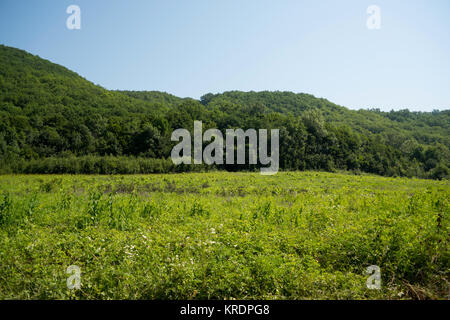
[0,0,449,111]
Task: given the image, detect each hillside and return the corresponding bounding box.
[0,44,448,178]
[200,91,450,147]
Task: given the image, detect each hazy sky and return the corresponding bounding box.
[0,0,449,111]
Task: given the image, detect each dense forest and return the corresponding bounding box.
[0,45,448,178]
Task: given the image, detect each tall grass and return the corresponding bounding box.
[0,172,448,299]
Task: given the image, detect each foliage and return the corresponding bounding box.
[0,45,449,178]
[0,172,448,299]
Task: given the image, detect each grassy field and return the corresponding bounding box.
[0,172,448,299]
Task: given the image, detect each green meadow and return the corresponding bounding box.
[0,172,448,299]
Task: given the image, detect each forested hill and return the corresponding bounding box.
[199,91,449,148]
[0,44,448,178]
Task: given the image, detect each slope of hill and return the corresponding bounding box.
[116,90,185,108]
[0,44,448,178]
[200,91,450,147]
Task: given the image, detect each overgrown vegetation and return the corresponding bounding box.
[0,172,448,299]
[0,45,448,178]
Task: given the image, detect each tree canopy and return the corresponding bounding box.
[0,45,448,179]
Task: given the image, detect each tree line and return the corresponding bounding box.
[0,45,448,179]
